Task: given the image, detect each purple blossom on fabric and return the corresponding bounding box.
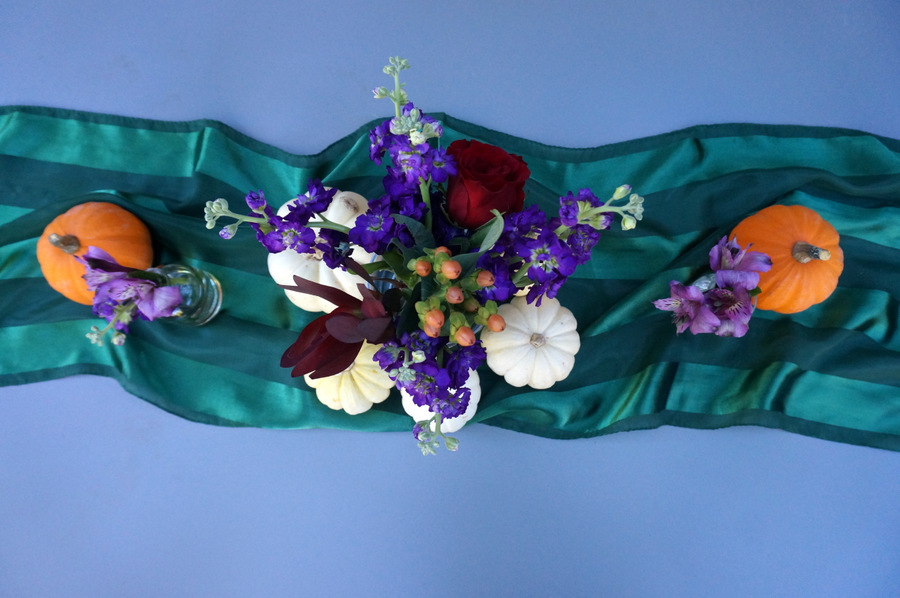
[653,281,721,334]
[134,285,184,320]
[654,237,771,336]
[79,246,185,346]
[705,287,754,337]
[709,236,772,291]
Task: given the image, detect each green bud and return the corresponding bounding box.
[443,436,460,451]
[626,194,645,220]
[612,185,632,201]
[621,215,637,230]
[372,86,389,99]
[419,441,438,456]
[408,128,428,146]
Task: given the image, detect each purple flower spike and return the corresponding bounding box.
[245,190,267,211]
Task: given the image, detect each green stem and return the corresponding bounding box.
[307,216,351,235]
[224,209,268,226]
[393,71,402,119]
[419,179,433,230]
[512,262,534,286]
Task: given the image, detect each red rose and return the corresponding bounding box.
[445,139,531,229]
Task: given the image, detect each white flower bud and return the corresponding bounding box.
[612,185,632,201]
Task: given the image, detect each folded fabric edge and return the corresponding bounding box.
[3,104,898,167]
[480,408,900,453]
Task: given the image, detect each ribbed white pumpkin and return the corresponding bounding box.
[267,190,376,313]
[303,343,395,415]
[401,371,481,433]
[481,296,580,389]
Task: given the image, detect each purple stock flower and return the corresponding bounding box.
[245,190,267,212]
[444,342,487,389]
[521,228,577,303]
[349,212,395,253]
[559,188,603,227]
[369,120,394,164]
[425,147,457,183]
[564,224,601,265]
[251,226,288,253]
[475,254,518,303]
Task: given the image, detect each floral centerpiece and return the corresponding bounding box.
[205,57,646,453]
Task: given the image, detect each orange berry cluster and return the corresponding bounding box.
[409,246,506,346]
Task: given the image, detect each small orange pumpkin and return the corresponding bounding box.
[36,202,154,305]
[730,204,843,314]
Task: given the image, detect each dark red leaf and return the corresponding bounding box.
[305,341,363,379]
[357,316,393,344]
[325,313,366,343]
[280,275,362,309]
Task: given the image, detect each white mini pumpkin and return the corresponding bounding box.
[303,342,395,415]
[268,189,377,313]
[480,296,580,389]
[401,370,481,433]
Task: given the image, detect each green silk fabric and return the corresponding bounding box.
[2,105,899,450]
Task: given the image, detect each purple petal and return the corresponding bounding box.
[135,286,183,320]
[689,305,722,334]
[715,269,760,291]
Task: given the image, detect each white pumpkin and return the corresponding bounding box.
[480,296,580,389]
[303,342,395,415]
[401,370,481,433]
[267,189,377,313]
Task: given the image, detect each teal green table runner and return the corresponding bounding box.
[2,106,899,450]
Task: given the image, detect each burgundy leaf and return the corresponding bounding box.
[280,275,362,310]
[325,313,366,343]
[357,316,394,344]
[305,341,363,379]
[280,314,331,368]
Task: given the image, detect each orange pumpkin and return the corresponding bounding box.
[36,202,154,305]
[730,204,843,314]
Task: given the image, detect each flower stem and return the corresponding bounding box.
[307,216,351,235]
[419,179,433,230]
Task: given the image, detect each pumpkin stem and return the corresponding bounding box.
[792,242,831,264]
[48,233,81,254]
[529,333,546,348]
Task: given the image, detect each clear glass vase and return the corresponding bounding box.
[150,264,223,326]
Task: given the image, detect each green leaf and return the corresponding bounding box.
[469,211,505,252]
[393,214,436,250]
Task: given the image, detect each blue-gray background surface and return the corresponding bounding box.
[2,1,900,596]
